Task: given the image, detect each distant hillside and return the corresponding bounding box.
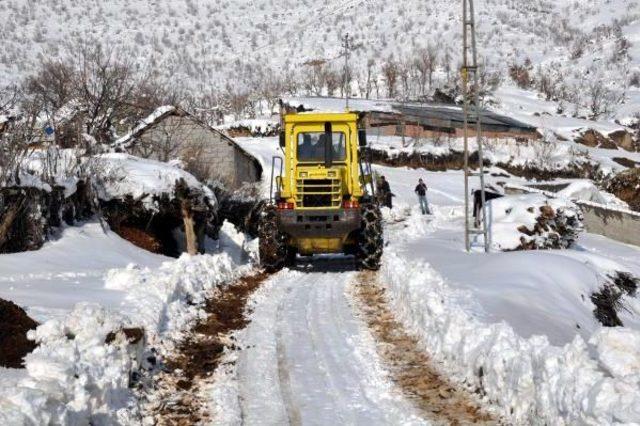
[0,0,639,123]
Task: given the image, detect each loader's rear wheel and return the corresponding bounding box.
[356,203,383,270]
[259,205,287,272]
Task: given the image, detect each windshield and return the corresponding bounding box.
[297,132,346,162]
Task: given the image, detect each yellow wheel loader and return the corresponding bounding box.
[259,112,383,272]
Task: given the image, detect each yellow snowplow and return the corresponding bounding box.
[259,112,383,271]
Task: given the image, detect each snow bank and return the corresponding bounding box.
[557,180,627,208]
[489,194,583,251]
[381,252,640,424]
[0,251,251,424]
[93,153,216,210]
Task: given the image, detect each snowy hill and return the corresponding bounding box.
[1,0,639,123]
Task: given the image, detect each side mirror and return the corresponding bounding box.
[358,129,367,147]
[324,122,333,169]
[279,131,286,149]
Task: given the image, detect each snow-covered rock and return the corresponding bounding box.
[93,153,216,211]
[489,193,584,251]
[557,180,627,207]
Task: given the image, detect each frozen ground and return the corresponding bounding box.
[0,222,166,322]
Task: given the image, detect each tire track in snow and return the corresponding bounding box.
[353,271,497,425]
[141,271,269,425]
[234,262,426,425]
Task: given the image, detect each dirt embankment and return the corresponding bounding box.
[142,272,269,425]
[606,168,640,212]
[369,148,602,181]
[353,272,497,425]
[0,299,38,368]
[102,180,219,257]
[0,182,93,254]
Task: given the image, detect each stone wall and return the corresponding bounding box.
[131,115,260,190]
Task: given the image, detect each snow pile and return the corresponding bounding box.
[92,153,216,210]
[489,194,583,251]
[557,180,627,207]
[381,252,640,424]
[0,251,250,424]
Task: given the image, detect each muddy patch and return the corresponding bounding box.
[0,298,38,368]
[353,272,497,425]
[142,272,269,425]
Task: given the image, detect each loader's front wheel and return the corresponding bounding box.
[356,203,383,270]
[259,205,287,272]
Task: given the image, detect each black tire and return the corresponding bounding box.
[356,203,383,270]
[258,205,287,272]
[285,246,297,268]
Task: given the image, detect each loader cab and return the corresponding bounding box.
[277,113,364,210]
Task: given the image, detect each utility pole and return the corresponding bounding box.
[343,33,351,110]
[462,0,490,253]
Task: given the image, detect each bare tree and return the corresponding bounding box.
[382,57,398,98]
[73,43,142,145]
[365,59,376,99]
[325,68,341,97]
[586,79,621,120]
[414,44,438,96]
[0,91,39,187]
[24,61,75,113]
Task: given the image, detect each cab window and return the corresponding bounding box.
[297,132,346,162]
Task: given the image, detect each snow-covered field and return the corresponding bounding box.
[1,136,639,424]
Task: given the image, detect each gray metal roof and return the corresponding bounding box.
[281,96,538,136]
[394,104,538,135]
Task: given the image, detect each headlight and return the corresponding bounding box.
[300,172,308,178]
[327,171,336,177]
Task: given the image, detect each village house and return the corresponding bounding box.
[112,106,262,190]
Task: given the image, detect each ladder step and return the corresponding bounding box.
[467,229,486,235]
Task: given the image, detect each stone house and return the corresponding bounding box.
[113,106,262,190]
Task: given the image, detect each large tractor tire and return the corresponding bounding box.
[258,205,287,272]
[356,203,383,270]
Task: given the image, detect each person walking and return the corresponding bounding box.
[377,175,393,209]
[415,178,431,215]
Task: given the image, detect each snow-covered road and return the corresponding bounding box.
[233,263,426,425]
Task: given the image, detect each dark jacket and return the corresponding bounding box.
[378,180,391,193]
[415,183,427,196]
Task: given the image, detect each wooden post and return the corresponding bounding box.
[181,200,198,255]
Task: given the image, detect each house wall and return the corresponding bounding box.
[369,122,536,141]
[130,115,259,190]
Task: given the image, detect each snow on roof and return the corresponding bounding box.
[112,105,177,149]
[282,96,395,113]
[110,106,262,170]
[93,153,216,210]
[282,96,537,133]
